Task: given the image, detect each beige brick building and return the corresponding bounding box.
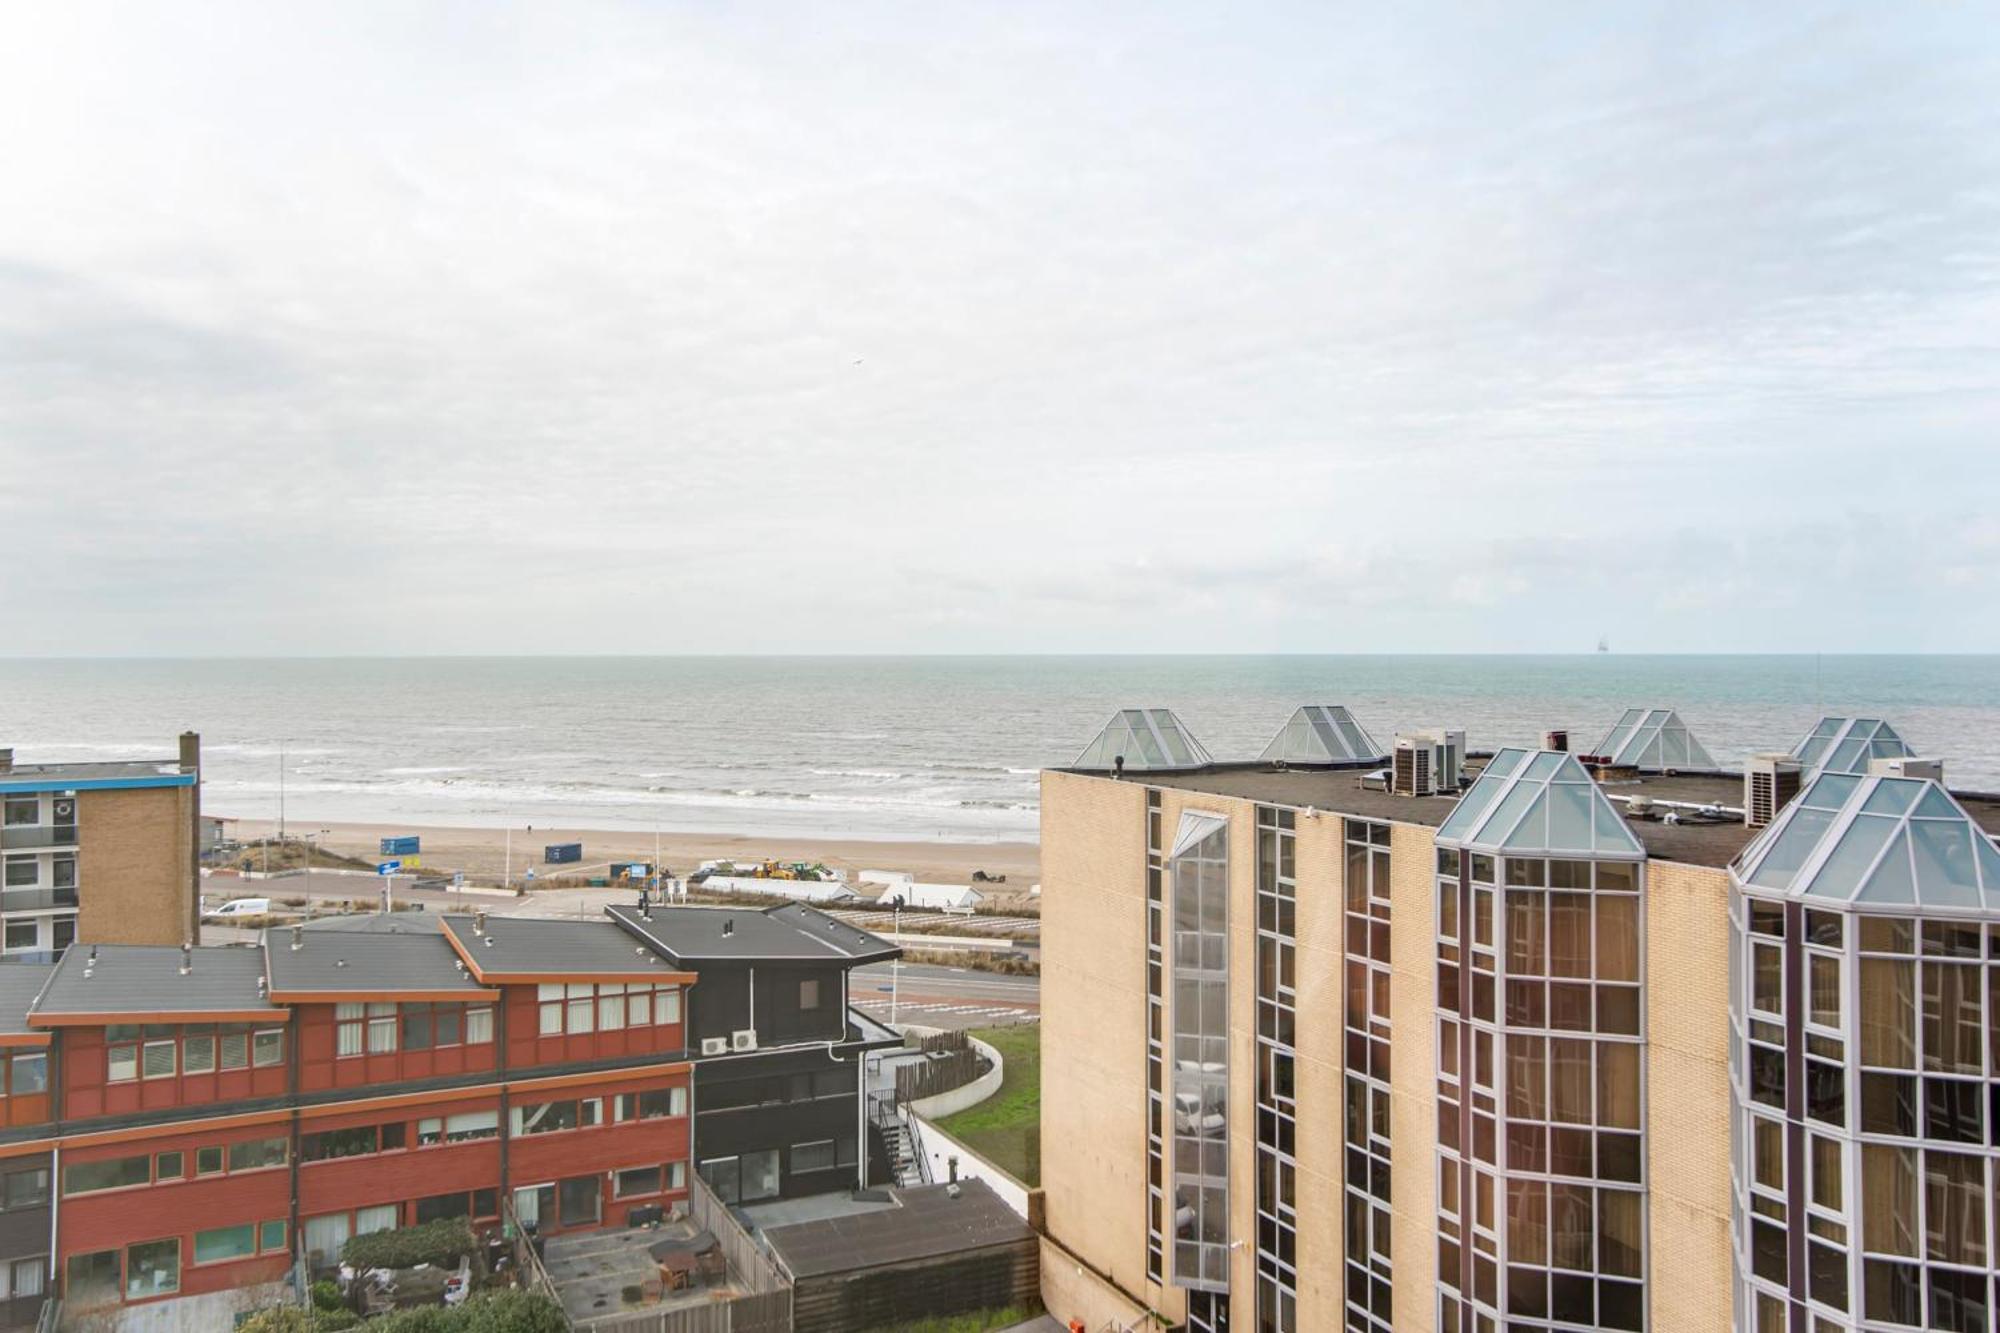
[1038,708,2000,1333]
[0,735,202,958]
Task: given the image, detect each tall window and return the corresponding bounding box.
[1145,789,1167,1284]
[1256,806,1299,1333]
[1170,810,1230,1292]
[1344,819,1394,1333]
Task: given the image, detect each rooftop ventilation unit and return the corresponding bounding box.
[1543,730,1569,753]
[1868,755,1944,783]
[1745,753,1803,829]
[1392,734,1439,797]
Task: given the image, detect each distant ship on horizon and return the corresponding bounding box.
[1597,635,1610,653]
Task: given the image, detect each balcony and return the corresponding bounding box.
[0,889,77,913]
[0,826,78,852]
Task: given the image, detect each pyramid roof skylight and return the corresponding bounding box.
[1732,772,2000,915]
[1073,709,1213,772]
[1258,705,1386,766]
[1790,717,1912,777]
[1434,749,1645,860]
[1591,708,1718,771]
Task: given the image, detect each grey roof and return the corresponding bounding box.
[605,903,899,965]
[1434,749,1646,860]
[1732,773,2000,915]
[264,929,491,996]
[764,1179,1033,1280]
[440,915,686,978]
[0,965,55,1036]
[0,759,192,791]
[34,945,278,1019]
[1790,716,1913,777]
[1073,709,1213,772]
[1590,708,1718,771]
[298,911,443,934]
[1258,705,1386,766]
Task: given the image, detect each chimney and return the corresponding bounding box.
[722,918,734,937]
[474,910,487,936]
[290,925,304,952]
[178,731,201,774]
[179,943,193,976]
[1112,754,1125,779]
[0,748,12,772]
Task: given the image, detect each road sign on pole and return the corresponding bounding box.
[376,860,401,876]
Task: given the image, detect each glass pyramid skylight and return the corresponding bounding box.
[1434,749,1645,860]
[1591,708,1717,771]
[1258,705,1386,766]
[1790,717,1913,777]
[1073,709,1213,772]
[1732,772,2000,914]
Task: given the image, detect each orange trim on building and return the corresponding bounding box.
[28,1009,289,1028]
[266,989,499,1004]
[0,1032,52,1048]
[437,921,697,987]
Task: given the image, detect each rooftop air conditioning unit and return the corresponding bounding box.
[1869,755,1944,783]
[1745,754,1803,829]
[1434,730,1466,790]
[1392,735,1438,797]
[1543,730,1569,753]
[730,1029,758,1053]
[699,1037,729,1057]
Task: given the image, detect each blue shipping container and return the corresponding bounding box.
[380,836,421,856]
[544,842,583,864]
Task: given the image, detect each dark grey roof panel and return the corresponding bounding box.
[264,930,489,996]
[297,912,443,934]
[764,1179,1032,1279]
[36,945,277,1017]
[0,964,55,1035]
[439,915,686,977]
[605,904,898,965]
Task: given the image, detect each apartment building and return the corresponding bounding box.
[0,901,899,1328]
[0,737,203,960]
[1039,707,2000,1333]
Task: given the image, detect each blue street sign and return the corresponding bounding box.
[376,860,402,875]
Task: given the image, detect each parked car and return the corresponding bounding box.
[206,897,271,919]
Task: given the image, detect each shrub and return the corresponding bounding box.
[341,1217,478,1271]
[371,1291,568,1333]
[311,1278,344,1311]
[237,1312,315,1333]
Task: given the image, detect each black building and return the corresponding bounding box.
[605,903,902,1202]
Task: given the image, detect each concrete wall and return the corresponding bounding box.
[1037,770,1154,1313]
[76,785,195,947]
[915,1115,1031,1218]
[1646,860,1734,1333]
[1288,810,1346,1331]
[1388,821,1441,1333]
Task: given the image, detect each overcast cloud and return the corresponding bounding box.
[2,2,1996,654]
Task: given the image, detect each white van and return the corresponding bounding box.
[206,897,271,919]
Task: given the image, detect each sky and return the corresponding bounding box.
[2,2,1997,655]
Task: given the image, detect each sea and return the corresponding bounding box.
[2,656,1996,844]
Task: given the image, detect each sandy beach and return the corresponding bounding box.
[225,817,1041,896]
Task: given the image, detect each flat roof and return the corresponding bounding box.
[264,929,497,1001]
[763,1179,1033,1280]
[297,911,443,934]
[605,903,899,966]
[0,965,55,1043]
[32,945,280,1024]
[0,759,194,793]
[440,915,695,984]
[1106,761,2000,870]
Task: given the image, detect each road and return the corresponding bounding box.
[848,960,1039,1029]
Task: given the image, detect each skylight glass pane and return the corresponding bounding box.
[1524,752,1564,782]
[1602,725,1636,760]
[1500,793,1551,850]
[1910,786,1960,822]
[1661,730,1689,766]
[1484,750,1528,780]
[1309,717,1341,756]
[1976,836,2000,894]
[1827,739,1866,773]
[1852,718,1881,732]
[1593,800,1642,854]
[1854,829,1916,906]
[1800,774,1860,811]
[1908,821,1981,909]
[1814,719,1845,738]
[1807,813,1896,902]
[1435,777,1505,842]
[1481,781,1545,847]
[1749,806,1838,890]
[1334,717,1373,758]
[1861,781,1920,817]
[1545,782,1595,850]
[1796,735,1832,766]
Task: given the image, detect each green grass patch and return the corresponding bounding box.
[933,1024,1040,1187]
[866,1302,1040,1333]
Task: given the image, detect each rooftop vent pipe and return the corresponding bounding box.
[474,910,486,936]
[179,943,192,976]
[722,918,734,937]
[1112,754,1125,779]
[290,925,304,951]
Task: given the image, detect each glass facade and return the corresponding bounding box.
[1343,819,1394,1332]
[1255,806,1298,1333]
[1171,810,1232,1292]
[1147,789,1167,1285]
[1729,773,2000,1332]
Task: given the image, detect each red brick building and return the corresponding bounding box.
[0,903,900,1326]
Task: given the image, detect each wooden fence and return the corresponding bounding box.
[686,1170,790,1296]
[573,1176,792,1333]
[896,1047,983,1104]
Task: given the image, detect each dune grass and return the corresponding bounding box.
[933,1024,1040,1187]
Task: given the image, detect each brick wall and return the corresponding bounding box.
[75,787,193,947]
[1388,821,1440,1333]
